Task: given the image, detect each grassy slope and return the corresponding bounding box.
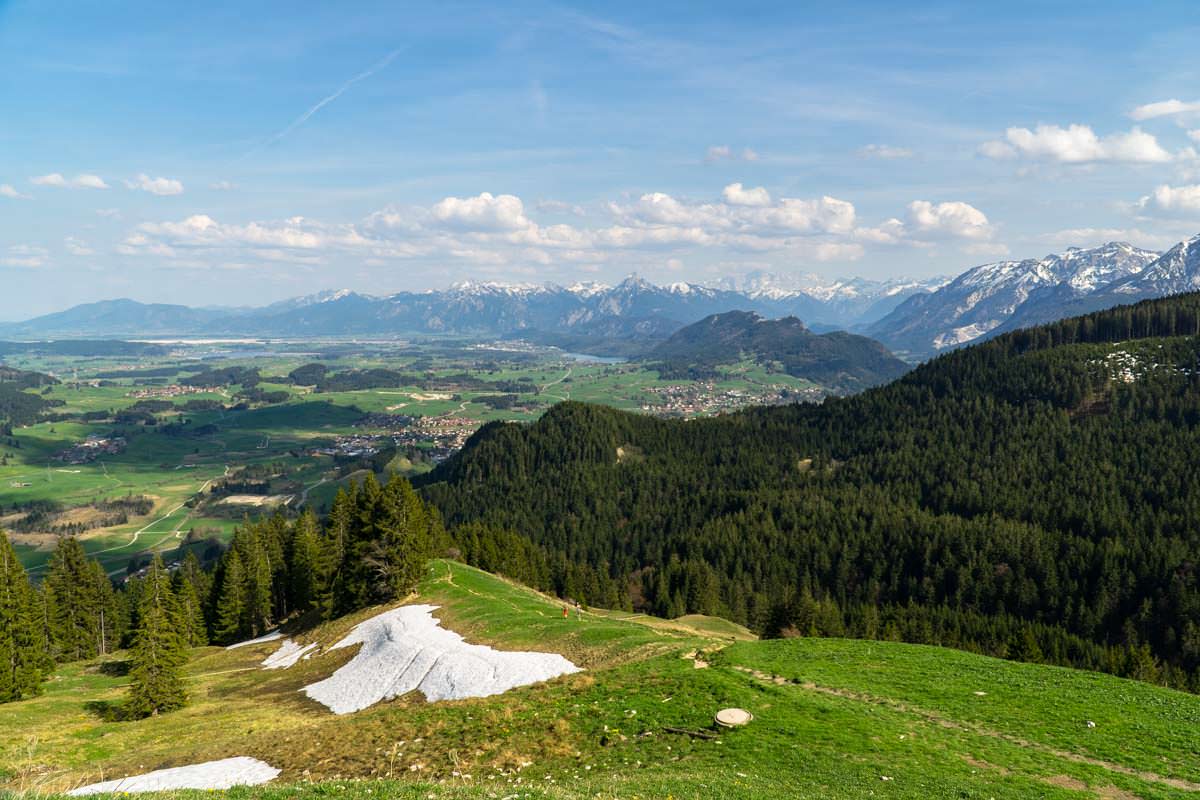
[1,561,1198,799]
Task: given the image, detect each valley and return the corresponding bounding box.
[0,338,825,577]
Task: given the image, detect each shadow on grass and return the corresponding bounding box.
[84,699,131,722]
[94,659,132,677]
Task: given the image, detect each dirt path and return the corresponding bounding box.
[86,465,228,556]
[540,366,572,394]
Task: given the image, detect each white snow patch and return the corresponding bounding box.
[262,639,319,670]
[67,757,280,795]
[302,604,581,714]
[225,630,284,650]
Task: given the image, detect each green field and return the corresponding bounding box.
[2,560,1198,798]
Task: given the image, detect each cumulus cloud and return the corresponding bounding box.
[721,182,771,207]
[859,144,913,159]
[0,184,28,199]
[905,200,993,240]
[1137,184,1200,215]
[981,124,1172,164]
[120,185,991,276]
[126,174,184,196]
[1130,99,1200,121]
[431,192,530,231]
[31,173,109,189]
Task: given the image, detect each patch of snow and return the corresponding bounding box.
[302,604,581,714]
[262,639,319,670]
[67,757,280,795]
[225,630,284,650]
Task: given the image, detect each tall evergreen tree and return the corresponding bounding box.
[44,537,99,662]
[288,512,321,614]
[0,530,42,702]
[171,569,208,648]
[126,556,188,718]
[212,548,247,644]
[91,561,118,657]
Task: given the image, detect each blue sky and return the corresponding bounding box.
[2,1,1200,317]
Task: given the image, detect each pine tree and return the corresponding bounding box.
[91,561,117,657]
[212,549,247,644]
[0,530,42,702]
[44,537,100,662]
[126,556,188,718]
[288,512,320,614]
[171,570,208,647]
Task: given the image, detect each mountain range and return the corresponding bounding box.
[0,275,942,341]
[5,232,1200,358]
[868,234,1200,356]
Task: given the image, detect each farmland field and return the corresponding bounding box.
[2,338,816,574]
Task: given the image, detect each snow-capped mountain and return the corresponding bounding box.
[1105,234,1200,298]
[718,271,948,325]
[7,237,1199,347]
[869,241,1162,355]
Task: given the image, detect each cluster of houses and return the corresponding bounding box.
[55,435,127,465]
[640,382,821,417]
[127,385,220,399]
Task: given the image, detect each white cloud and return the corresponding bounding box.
[96,208,121,219]
[119,185,982,276]
[981,124,1172,164]
[1189,130,1200,144]
[705,145,732,163]
[210,181,236,191]
[905,200,993,240]
[721,182,771,207]
[31,173,109,189]
[535,199,586,216]
[0,184,28,199]
[859,144,913,159]
[64,237,94,256]
[431,192,530,231]
[1,245,48,268]
[1130,99,1200,121]
[741,148,759,162]
[1137,184,1200,215]
[126,174,184,196]
[978,140,1017,160]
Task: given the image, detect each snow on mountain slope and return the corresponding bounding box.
[870,241,1161,355]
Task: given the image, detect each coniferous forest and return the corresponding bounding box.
[420,293,1200,691]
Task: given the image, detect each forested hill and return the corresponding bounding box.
[420,292,1200,691]
[645,310,909,390]
[0,366,58,430]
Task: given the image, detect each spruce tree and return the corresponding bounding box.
[171,569,208,647]
[0,530,42,702]
[126,556,188,718]
[212,548,247,644]
[44,537,99,662]
[288,512,320,614]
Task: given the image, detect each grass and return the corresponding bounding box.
[2,560,1199,799]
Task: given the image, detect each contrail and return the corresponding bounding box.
[245,48,403,157]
